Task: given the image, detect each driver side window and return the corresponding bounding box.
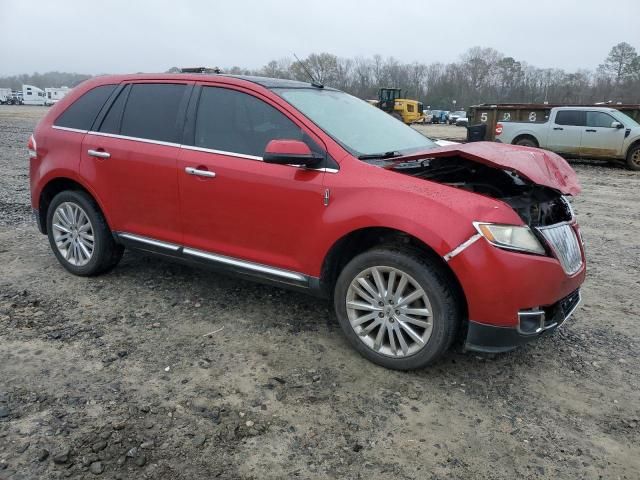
[194,87,304,157]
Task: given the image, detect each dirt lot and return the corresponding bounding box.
[0,105,638,479]
[412,123,467,142]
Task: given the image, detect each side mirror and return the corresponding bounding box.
[263,139,322,167]
[612,121,624,129]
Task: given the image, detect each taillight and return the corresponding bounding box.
[495,123,503,136]
[28,134,37,159]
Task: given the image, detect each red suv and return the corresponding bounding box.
[28,73,586,369]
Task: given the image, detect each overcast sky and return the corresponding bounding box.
[1,0,638,76]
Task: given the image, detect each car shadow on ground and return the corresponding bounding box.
[110,249,539,373]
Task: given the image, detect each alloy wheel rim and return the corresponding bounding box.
[632,150,640,167]
[345,266,433,358]
[52,202,95,267]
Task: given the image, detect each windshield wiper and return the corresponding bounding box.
[357,151,402,160]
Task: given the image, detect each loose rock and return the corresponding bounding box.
[89,461,104,475]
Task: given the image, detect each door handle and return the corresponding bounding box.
[87,149,111,159]
[553,127,563,130]
[185,167,216,178]
[585,129,596,132]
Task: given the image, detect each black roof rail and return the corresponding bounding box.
[180,67,221,74]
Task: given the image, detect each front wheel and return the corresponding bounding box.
[333,248,462,370]
[626,145,640,171]
[46,190,123,276]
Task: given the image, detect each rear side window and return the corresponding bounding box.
[54,84,116,130]
[555,110,586,126]
[194,87,303,157]
[586,111,616,128]
[120,84,188,143]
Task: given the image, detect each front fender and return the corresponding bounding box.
[311,159,524,276]
[624,133,640,155]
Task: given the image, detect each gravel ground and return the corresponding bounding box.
[0,105,638,479]
[412,123,468,142]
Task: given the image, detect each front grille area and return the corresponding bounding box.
[537,223,583,275]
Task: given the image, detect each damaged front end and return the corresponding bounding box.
[389,155,574,228]
[380,148,584,276]
[374,146,586,352]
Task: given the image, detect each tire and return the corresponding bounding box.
[46,190,123,276]
[626,145,640,171]
[333,247,462,370]
[391,112,403,122]
[514,136,538,148]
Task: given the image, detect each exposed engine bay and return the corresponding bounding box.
[380,156,574,227]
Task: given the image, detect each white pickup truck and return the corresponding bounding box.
[494,106,640,170]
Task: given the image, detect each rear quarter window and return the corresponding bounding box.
[54,84,117,130]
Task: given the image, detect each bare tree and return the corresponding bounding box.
[5,42,640,107]
[599,42,638,83]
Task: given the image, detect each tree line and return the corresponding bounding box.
[2,42,638,110]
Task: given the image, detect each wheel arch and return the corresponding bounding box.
[511,133,539,147]
[626,137,640,155]
[37,177,110,234]
[319,226,467,314]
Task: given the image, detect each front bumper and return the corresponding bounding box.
[465,289,581,353]
[447,229,586,328]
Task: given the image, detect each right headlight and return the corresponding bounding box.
[474,222,546,255]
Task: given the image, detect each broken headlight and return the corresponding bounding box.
[473,222,545,255]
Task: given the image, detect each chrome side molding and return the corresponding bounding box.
[117,232,181,251]
[115,231,308,284]
[182,247,307,282]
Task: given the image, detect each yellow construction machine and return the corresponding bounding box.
[369,88,424,124]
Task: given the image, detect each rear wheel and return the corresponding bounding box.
[514,136,538,148]
[391,112,403,122]
[46,190,123,276]
[333,248,461,370]
[626,145,640,171]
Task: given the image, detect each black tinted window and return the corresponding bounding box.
[194,87,303,157]
[586,111,616,128]
[54,85,116,130]
[120,84,187,143]
[98,86,129,134]
[555,110,585,126]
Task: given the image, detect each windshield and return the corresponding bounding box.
[612,110,640,128]
[277,88,437,157]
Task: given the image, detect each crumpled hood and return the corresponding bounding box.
[396,141,581,195]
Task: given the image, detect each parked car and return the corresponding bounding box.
[455,116,469,127]
[449,110,466,125]
[430,110,447,124]
[494,106,640,170]
[28,73,586,370]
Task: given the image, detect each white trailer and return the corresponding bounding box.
[44,86,70,106]
[0,88,12,104]
[22,85,46,106]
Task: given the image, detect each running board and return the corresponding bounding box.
[114,232,311,288]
